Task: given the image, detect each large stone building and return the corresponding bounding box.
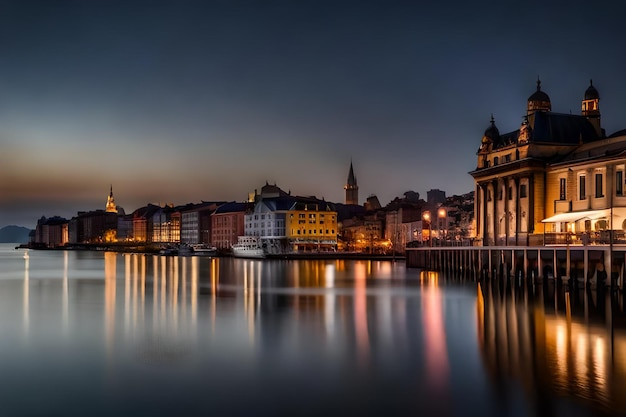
[470,79,626,246]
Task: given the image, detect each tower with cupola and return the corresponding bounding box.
[582,79,603,137]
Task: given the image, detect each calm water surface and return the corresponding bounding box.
[0,244,624,416]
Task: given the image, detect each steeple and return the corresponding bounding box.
[344,161,359,205]
[105,185,117,213]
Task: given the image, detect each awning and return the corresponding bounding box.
[541,209,610,223]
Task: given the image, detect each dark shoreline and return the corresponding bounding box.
[16,243,405,261]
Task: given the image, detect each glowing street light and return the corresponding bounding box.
[438,208,447,245]
[423,210,432,247]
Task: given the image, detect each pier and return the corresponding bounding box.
[406,245,625,289]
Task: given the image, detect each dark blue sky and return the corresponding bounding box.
[2,0,626,227]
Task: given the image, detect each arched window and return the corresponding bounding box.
[594,220,607,231]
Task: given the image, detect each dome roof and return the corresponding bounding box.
[528,78,551,103]
[482,115,500,142]
[584,79,600,100]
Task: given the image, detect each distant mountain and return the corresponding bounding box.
[0,225,32,243]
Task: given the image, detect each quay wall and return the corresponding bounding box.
[406,245,625,288]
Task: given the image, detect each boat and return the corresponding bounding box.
[231,236,265,259]
[159,246,179,256]
[191,244,218,256]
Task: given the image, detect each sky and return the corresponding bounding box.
[2,0,626,228]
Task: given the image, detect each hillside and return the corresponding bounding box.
[0,225,32,243]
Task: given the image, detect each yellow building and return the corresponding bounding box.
[470,79,626,246]
[245,183,337,253]
[286,201,337,252]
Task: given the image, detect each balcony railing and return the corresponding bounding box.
[544,231,626,245]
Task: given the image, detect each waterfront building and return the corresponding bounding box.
[340,213,385,253]
[68,209,118,243]
[33,216,68,248]
[211,201,251,250]
[116,214,133,241]
[180,202,225,244]
[470,79,626,246]
[132,204,160,243]
[344,161,359,205]
[151,205,180,244]
[385,202,424,253]
[245,183,338,253]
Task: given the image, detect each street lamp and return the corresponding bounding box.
[423,211,432,247]
[438,208,446,246]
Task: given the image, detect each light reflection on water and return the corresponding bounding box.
[0,245,624,416]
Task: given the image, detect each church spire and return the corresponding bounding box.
[344,161,359,205]
[105,185,117,213]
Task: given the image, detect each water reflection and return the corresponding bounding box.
[478,279,626,415]
[8,245,626,416]
[421,271,450,394]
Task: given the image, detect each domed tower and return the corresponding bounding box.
[344,161,359,205]
[582,79,602,137]
[527,78,551,115]
[105,185,118,213]
[478,115,500,168]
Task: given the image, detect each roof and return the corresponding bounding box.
[529,111,599,144]
[213,201,251,214]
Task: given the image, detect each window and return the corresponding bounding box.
[579,175,586,200]
[559,178,566,200]
[508,186,513,200]
[520,184,527,198]
[498,187,503,200]
[505,154,511,163]
[617,171,624,196]
[487,189,492,201]
[595,173,603,198]
[493,156,499,166]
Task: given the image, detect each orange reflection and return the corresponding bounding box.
[104,252,117,356]
[354,262,369,365]
[421,271,450,392]
[479,282,626,414]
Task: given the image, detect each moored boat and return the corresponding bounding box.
[191,244,218,256]
[231,236,265,259]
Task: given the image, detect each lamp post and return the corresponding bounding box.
[423,211,431,247]
[438,208,446,247]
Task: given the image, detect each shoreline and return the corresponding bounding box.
[14,243,405,261]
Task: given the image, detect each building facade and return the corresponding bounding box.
[211,202,251,249]
[470,79,626,246]
[244,183,338,253]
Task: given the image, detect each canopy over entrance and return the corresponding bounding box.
[542,209,611,223]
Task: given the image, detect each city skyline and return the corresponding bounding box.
[2,1,626,227]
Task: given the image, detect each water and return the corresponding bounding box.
[0,244,623,416]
